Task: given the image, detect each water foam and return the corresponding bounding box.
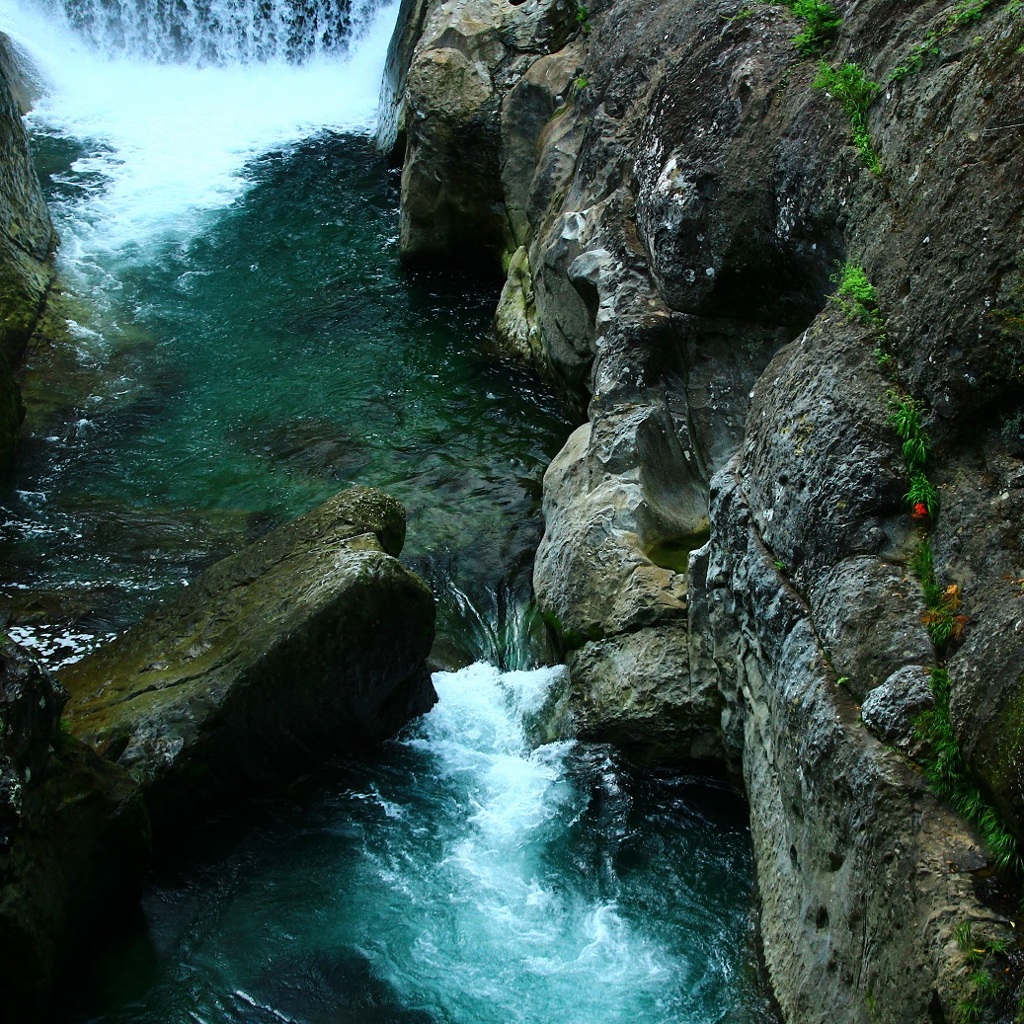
[0,0,397,262]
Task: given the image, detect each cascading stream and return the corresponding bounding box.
[0,1,777,1020]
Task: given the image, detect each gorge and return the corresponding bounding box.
[1,0,1023,1021]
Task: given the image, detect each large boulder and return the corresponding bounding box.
[0,638,149,1022]
[61,486,437,836]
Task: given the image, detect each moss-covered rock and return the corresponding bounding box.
[0,34,57,479]
[60,486,437,837]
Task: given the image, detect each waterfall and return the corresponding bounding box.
[45,0,368,64]
[0,0,396,261]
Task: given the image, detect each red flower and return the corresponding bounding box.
[911,502,929,519]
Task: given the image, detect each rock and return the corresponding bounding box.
[0,39,57,477]
[0,638,149,1022]
[397,0,579,268]
[860,664,935,757]
[60,486,436,836]
[392,0,1024,1017]
[568,625,722,761]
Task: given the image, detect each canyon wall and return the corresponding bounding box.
[383,0,1024,1018]
[0,33,56,476]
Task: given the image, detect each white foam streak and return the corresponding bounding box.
[0,0,398,258]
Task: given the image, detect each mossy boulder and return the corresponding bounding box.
[0,35,57,478]
[60,486,437,837]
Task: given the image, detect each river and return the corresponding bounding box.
[0,0,776,1019]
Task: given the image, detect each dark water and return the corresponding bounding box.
[3,133,568,664]
[0,2,777,1020]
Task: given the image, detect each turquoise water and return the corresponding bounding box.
[0,0,777,1020]
[3,131,567,661]
[75,665,774,1024]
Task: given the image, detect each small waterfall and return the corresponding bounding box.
[0,0,396,261]
[56,0,364,65]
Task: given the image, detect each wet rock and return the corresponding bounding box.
[0,42,56,475]
[568,626,722,761]
[397,0,578,268]
[392,0,1024,1017]
[860,664,934,757]
[60,486,436,836]
[0,638,149,1022]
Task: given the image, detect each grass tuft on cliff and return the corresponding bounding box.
[916,668,1023,874]
[813,62,882,173]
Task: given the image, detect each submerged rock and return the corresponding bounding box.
[61,486,437,836]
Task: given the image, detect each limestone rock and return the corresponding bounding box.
[568,626,722,761]
[394,0,1024,1017]
[860,665,934,758]
[396,0,579,267]
[61,486,437,835]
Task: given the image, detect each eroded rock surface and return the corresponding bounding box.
[0,638,149,1022]
[61,486,437,836]
[0,36,56,475]
[387,0,1024,1019]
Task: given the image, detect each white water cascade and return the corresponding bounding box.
[0,0,395,265]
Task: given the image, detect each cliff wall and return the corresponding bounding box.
[384,0,1024,1019]
[0,33,56,477]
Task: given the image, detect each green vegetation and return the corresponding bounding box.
[886,391,940,517]
[832,262,883,328]
[909,536,968,646]
[915,668,1022,873]
[813,62,882,173]
[774,0,842,54]
[891,0,1011,81]
[951,921,1014,1023]
[575,3,591,33]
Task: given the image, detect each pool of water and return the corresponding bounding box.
[72,664,774,1024]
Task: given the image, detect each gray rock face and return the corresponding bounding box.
[61,486,437,835]
[389,0,1024,1018]
[393,0,578,267]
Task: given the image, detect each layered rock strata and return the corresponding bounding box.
[61,486,437,837]
[385,0,1024,1019]
[0,36,56,476]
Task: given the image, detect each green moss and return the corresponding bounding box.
[540,609,601,652]
[891,0,1013,81]
[646,527,711,574]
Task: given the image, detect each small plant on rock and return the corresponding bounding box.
[773,0,843,54]
[833,262,883,328]
[814,61,883,173]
